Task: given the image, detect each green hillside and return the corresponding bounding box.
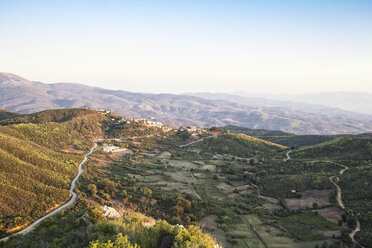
[1,109,371,247]
[292,134,372,159]
[225,125,338,147]
[193,133,286,158]
[0,109,218,247]
[1,204,217,248]
[0,109,110,236]
[225,125,293,137]
[0,109,21,121]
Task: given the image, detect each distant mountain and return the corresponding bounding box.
[187,91,372,115]
[234,91,372,115]
[1,72,372,135]
[186,92,328,111]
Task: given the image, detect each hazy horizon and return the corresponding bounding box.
[1,0,372,94]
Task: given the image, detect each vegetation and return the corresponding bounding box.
[279,211,341,241]
[2,108,372,248]
[0,109,111,237]
[0,109,100,125]
[339,161,372,247]
[225,125,338,147]
[194,134,286,158]
[292,135,372,159]
[0,109,21,121]
[0,200,216,248]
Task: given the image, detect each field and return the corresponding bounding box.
[71,131,356,247]
[2,110,370,247]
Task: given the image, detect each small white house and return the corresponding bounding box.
[102,145,132,153]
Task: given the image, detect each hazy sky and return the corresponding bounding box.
[0,0,371,94]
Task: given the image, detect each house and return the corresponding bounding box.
[102,145,132,154]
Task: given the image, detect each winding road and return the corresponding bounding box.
[285,150,292,161]
[329,163,348,209]
[329,162,365,248]
[179,135,215,148]
[286,151,364,247]
[0,143,98,243]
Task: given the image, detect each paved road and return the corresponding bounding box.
[0,143,98,243]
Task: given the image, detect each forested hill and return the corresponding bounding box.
[225,125,341,147]
[0,109,96,125]
[0,109,21,121]
[2,108,372,247]
[292,134,372,159]
[0,109,111,236]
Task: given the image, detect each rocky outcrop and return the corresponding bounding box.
[102,205,120,219]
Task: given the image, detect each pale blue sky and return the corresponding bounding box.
[0,0,371,93]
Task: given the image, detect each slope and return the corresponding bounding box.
[225,125,339,147]
[191,133,287,158]
[0,109,110,237]
[0,109,21,121]
[291,134,372,159]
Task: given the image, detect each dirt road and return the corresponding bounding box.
[329,163,364,248]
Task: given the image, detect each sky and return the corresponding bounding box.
[0,0,371,94]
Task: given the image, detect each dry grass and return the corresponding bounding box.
[313,207,343,224]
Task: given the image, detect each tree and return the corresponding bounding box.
[122,190,127,196]
[142,187,152,198]
[89,233,138,248]
[173,206,184,215]
[88,184,98,197]
[87,207,107,223]
[177,199,192,210]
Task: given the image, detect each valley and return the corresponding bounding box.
[0,109,371,248]
[2,1,371,247]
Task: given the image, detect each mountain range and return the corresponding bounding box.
[1,72,372,135]
[243,92,372,115]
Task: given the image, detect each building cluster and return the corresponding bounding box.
[87,107,205,133]
[102,144,132,154]
[118,118,173,132]
[178,126,206,134]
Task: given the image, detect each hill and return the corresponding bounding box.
[0,109,110,236]
[1,72,372,135]
[192,133,287,158]
[0,109,21,121]
[225,125,338,147]
[1,109,371,247]
[292,134,372,159]
[0,109,100,125]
